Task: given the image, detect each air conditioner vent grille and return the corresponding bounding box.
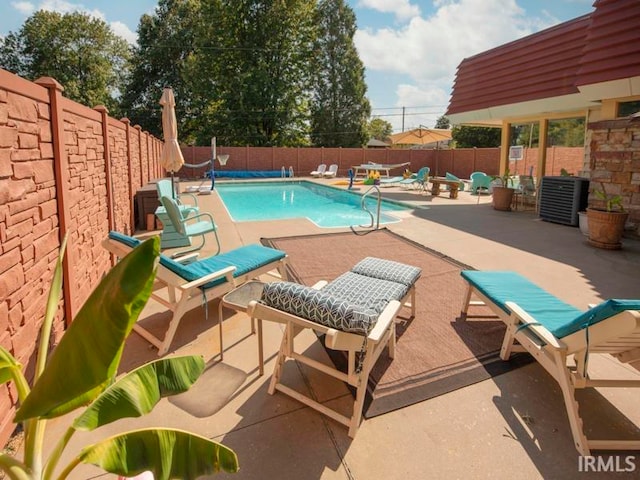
[538,176,590,226]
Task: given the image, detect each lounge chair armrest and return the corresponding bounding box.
[185,212,216,225]
[178,192,199,205]
[174,252,200,264]
[505,301,567,350]
[180,265,236,290]
[368,300,401,343]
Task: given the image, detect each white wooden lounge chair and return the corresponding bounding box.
[103,231,288,356]
[460,270,640,455]
[247,257,421,437]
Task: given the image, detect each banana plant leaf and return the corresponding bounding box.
[78,428,239,480]
[0,347,20,385]
[73,356,205,431]
[15,237,159,422]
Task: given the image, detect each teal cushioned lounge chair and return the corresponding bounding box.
[460,270,640,455]
[399,166,430,190]
[103,231,288,357]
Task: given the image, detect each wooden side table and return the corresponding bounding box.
[219,281,266,375]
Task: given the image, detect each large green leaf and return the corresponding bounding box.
[73,356,205,431]
[15,237,159,422]
[78,428,239,479]
[0,347,20,385]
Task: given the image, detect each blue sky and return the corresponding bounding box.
[1,0,594,133]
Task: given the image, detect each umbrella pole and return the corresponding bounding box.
[210,137,216,190]
[171,171,176,198]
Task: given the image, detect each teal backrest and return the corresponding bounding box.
[416,166,430,180]
[156,179,175,200]
[160,196,186,235]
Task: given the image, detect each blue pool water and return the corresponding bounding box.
[215,181,410,228]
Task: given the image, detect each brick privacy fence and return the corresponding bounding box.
[180,144,584,181]
[0,69,162,446]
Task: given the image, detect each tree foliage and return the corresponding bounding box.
[452,125,501,148]
[367,118,393,142]
[435,115,450,129]
[0,11,131,116]
[205,0,316,146]
[120,0,202,141]
[309,0,371,147]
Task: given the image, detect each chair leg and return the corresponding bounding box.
[499,312,520,360]
[460,284,473,318]
[268,324,290,395]
[348,346,376,438]
[157,294,191,356]
[218,301,225,360]
[553,350,590,455]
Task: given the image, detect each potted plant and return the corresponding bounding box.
[491,167,515,211]
[0,236,238,479]
[586,182,629,250]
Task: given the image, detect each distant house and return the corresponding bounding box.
[366,138,390,148]
[446,0,640,233]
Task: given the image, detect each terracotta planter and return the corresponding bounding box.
[586,208,628,250]
[492,186,514,211]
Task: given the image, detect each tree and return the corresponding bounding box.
[0,11,131,116]
[435,115,450,129]
[367,118,393,142]
[309,0,371,147]
[451,125,501,148]
[120,0,202,141]
[202,0,316,146]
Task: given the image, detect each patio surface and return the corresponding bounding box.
[57,177,640,479]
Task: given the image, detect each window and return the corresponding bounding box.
[617,100,640,118]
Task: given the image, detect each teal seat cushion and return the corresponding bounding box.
[461,270,640,338]
[109,231,285,290]
[461,271,581,337]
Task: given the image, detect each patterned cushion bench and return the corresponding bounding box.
[260,257,421,334]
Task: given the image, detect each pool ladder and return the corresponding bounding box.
[351,185,381,234]
[281,166,295,178]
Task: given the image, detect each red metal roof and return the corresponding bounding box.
[576,0,640,87]
[447,0,640,118]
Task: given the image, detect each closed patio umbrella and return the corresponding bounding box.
[159,87,184,197]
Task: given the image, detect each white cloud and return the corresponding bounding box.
[11,1,35,15]
[356,0,560,130]
[110,21,136,45]
[10,1,136,43]
[357,0,421,23]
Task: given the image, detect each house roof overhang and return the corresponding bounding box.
[446,0,640,127]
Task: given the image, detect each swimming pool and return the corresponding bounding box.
[215,181,410,228]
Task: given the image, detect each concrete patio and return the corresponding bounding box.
[58,178,640,479]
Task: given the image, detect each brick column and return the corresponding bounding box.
[35,76,75,323]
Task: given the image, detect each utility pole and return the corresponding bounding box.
[402,106,405,132]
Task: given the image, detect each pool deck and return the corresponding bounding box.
[53,177,640,479]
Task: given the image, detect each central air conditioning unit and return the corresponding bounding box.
[538,176,590,226]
